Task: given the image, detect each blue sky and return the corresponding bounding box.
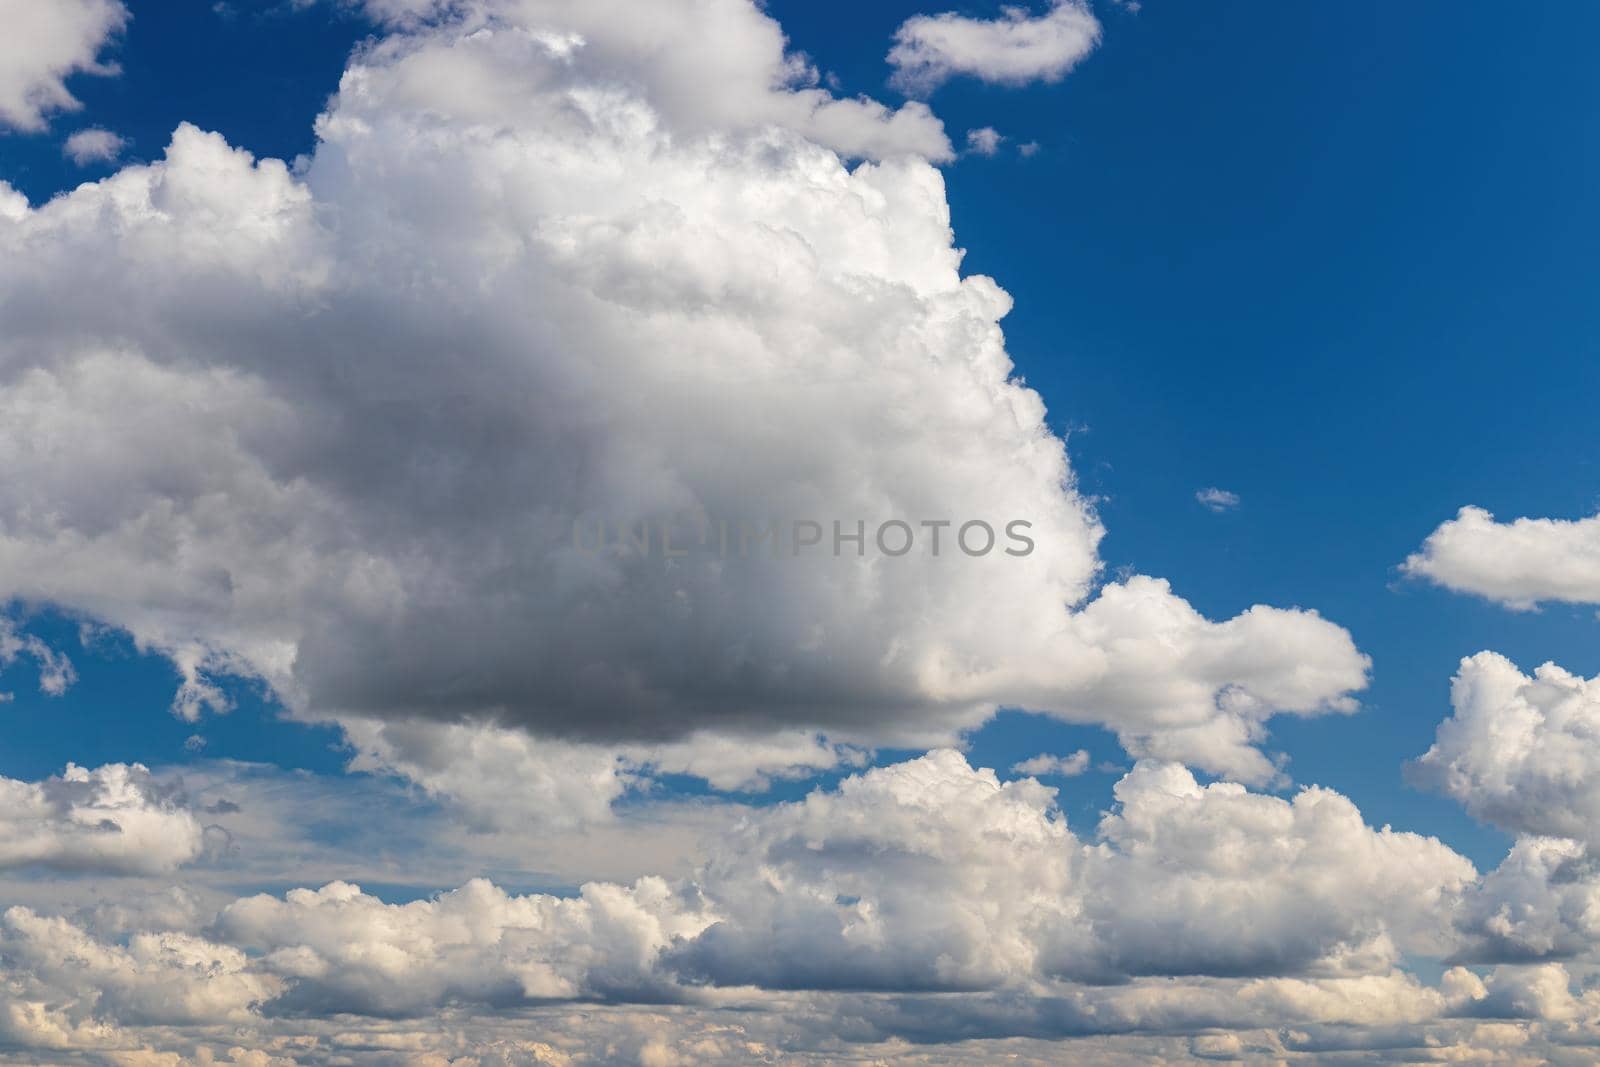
[4,2,1600,1062]
[5,0,1596,870]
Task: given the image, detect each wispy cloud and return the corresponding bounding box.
[1196,487,1241,513]
[965,126,1005,156]
[1011,749,1090,776]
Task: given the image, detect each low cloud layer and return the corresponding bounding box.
[3,751,1600,1063]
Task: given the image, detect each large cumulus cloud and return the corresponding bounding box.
[0,0,1370,783]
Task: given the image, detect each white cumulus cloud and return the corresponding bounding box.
[1410,651,1600,844]
[4,750,1600,1060]
[0,762,204,875]
[1403,505,1600,609]
[0,0,1370,784]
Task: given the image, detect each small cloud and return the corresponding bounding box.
[965,127,1005,157]
[1018,140,1041,158]
[1012,749,1091,777]
[63,127,126,166]
[888,0,1102,95]
[184,734,208,753]
[1196,487,1240,513]
[0,617,76,696]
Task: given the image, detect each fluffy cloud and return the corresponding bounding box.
[0,0,127,131]
[0,763,203,875]
[1456,836,1600,964]
[1073,761,1475,980]
[216,877,712,1015]
[62,126,126,165]
[2,751,1573,1062]
[888,0,1101,95]
[1404,505,1600,609]
[207,752,1476,1007]
[1410,652,1600,844]
[0,0,1369,783]
[0,905,279,1058]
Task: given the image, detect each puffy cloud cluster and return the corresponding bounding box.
[0,0,127,131]
[3,752,1600,1061]
[1456,835,1600,964]
[1404,505,1600,609]
[888,0,1102,95]
[216,877,713,1016]
[0,0,1368,783]
[1076,761,1473,979]
[5,1,1599,1063]
[1411,652,1600,844]
[204,753,1483,1006]
[1409,653,1600,978]
[679,752,1475,991]
[2,751,1598,1064]
[0,763,203,875]
[0,906,276,1033]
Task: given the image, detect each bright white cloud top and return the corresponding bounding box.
[1411,651,1600,844]
[1,749,1598,1062]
